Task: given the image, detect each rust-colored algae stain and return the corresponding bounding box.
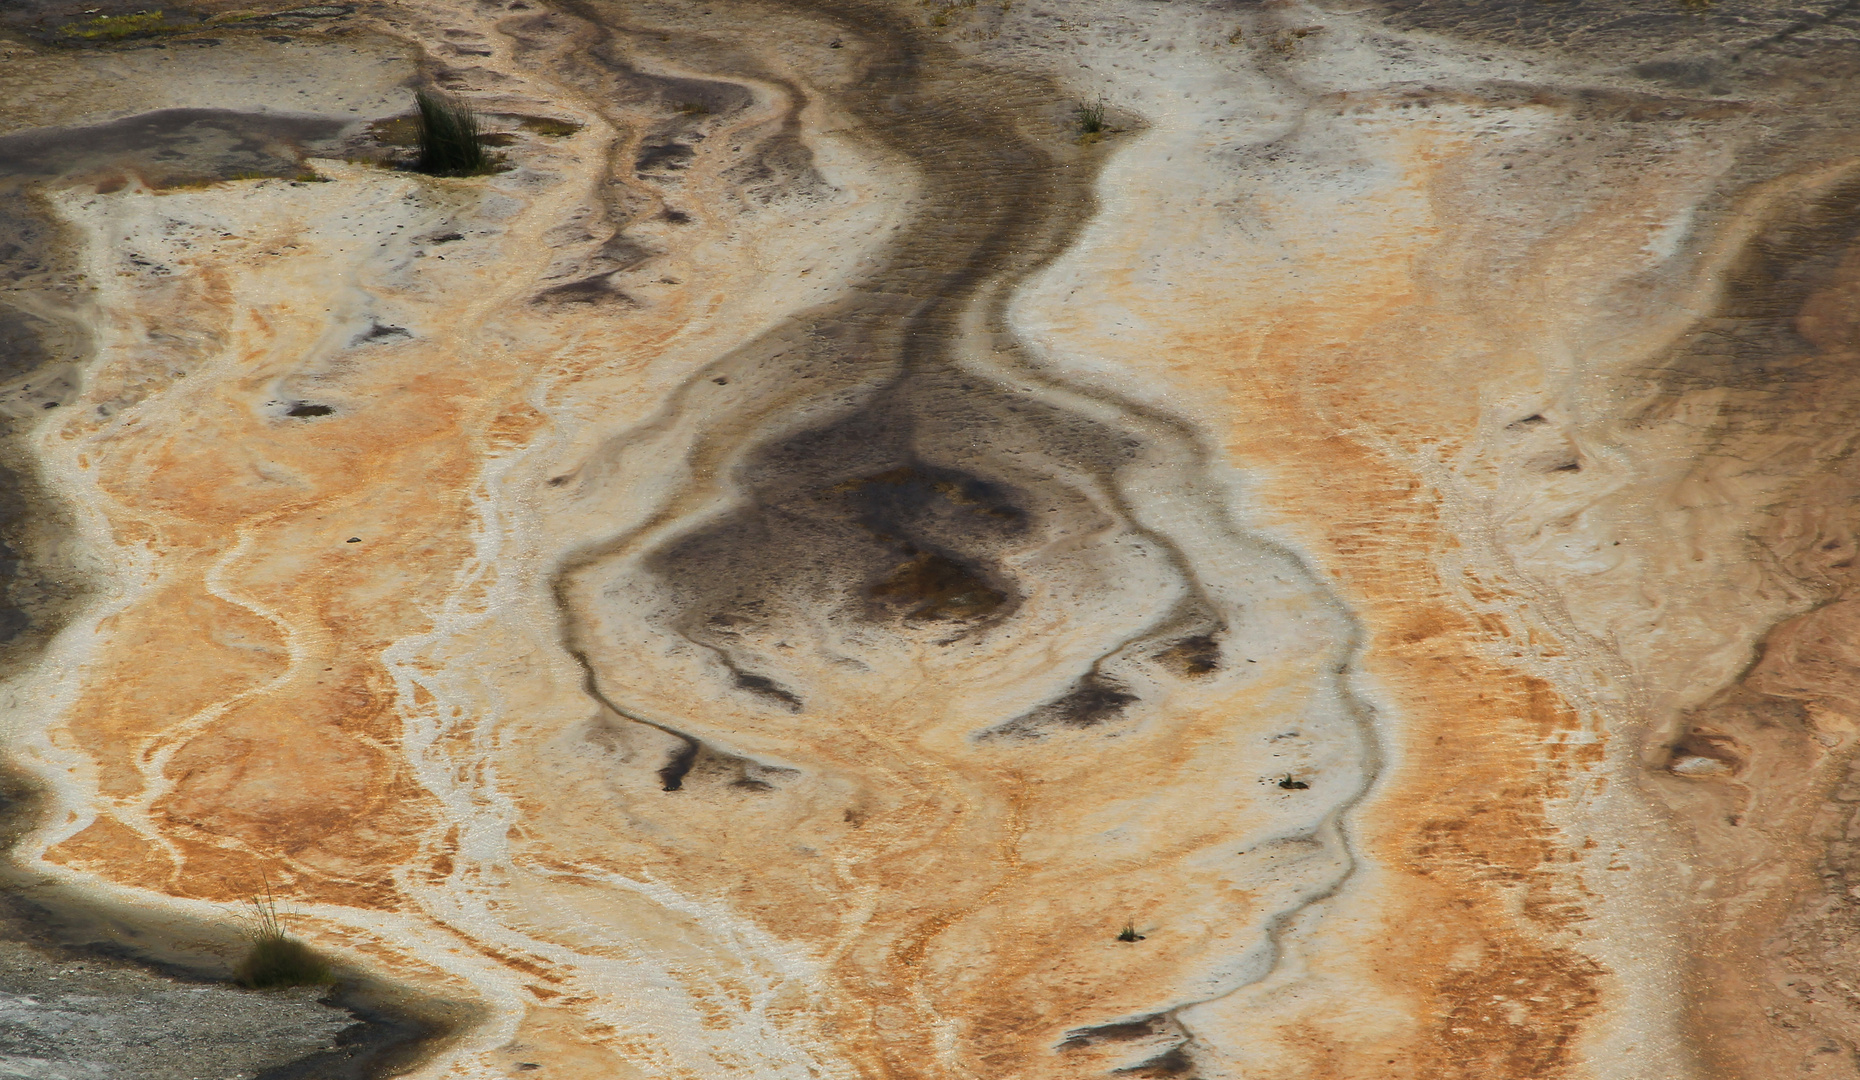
[48,815,182,885]
[36,234,514,914]
[1308,449,1605,1078]
[63,584,287,799]
[42,448,479,907]
[155,707,384,846]
[1146,142,1613,1073]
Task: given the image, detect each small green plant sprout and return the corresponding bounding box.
[235,882,333,989]
[1117,922,1145,942]
[1076,99,1108,137]
[413,89,491,176]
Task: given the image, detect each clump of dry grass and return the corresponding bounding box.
[414,89,491,176]
[235,883,333,990]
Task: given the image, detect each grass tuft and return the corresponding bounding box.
[1117,922,1145,942]
[235,884,334,990]
[414,89,490,176]
[1075,99,1108,137]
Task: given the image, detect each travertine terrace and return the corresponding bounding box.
[5,0,1860,1077]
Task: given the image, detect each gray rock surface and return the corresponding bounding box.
[0,940,351,1080]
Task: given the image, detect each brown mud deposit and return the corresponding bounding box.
[7,0,1860,1078]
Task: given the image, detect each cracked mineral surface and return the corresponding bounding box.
[6,0,1860,1077]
